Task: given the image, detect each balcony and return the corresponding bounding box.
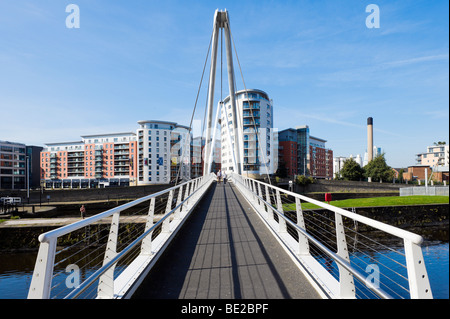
[243,102,260,110]
[243,119,260,126]
[114,150,129,155]
[67,152,84,158]
[243,111,260,118]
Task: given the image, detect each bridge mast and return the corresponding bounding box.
[204,9,242,176]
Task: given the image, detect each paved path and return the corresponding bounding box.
[0,216,149,228]
[133,182,321,299]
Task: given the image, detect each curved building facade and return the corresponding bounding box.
[221,89,276,178]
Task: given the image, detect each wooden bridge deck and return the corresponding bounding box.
[132,182,321,299]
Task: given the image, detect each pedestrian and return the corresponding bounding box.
[217,169,221,184]
[80,204,86,219]
[223,171,227,184]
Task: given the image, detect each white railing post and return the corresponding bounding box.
[295,197,309,256]
[98,211,120,299]
[232,174,434,299]
[335,212,355,298]
[174,185,183,220]
[162,190,174,234]
[257,183,265,213]
[27,239,57,299]
[265,185,274,222]
[404,239,433,299]
[141,197,155,256]
[251,180,258,204]
[184,182,192,209]
[275,190,287,234]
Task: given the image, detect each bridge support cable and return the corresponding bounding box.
[27,174,216,299]
[230,173,433,299]
[173,26,214,185]
[228,29,273,185]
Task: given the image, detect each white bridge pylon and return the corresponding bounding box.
[204,9,242,176]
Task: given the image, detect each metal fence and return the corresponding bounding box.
[400,186,449,196]
[230,173,433,299]
[27,173,216,299]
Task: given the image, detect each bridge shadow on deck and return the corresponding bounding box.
[132,182,320,299]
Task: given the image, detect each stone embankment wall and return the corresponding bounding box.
[1,184,171,204]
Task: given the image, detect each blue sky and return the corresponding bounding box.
[0,0,448,168]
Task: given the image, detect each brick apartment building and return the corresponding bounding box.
[278,126,333,179]
[40,120,192,188]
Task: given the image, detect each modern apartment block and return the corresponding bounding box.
[278,126,333,179]
[220,89,276,178]
[40,120,192,188]
[136,120,191,185]
[1,141,26,190]
[416,144,449,167]
[0,141,42,190]
[40,132,138,188]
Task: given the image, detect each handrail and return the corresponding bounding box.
[64,198,184,299]
[245,181,392,299]
[38,180,199,243]
[257,181,424,245]
[229,172,433,299]
[28,173,216,299]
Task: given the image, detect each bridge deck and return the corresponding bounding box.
[132,182,321,299]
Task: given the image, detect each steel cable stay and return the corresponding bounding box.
[228,27,273,185]
[260,184,412,298]
[174,27,214,186]
[27,9,433,300]
[48,200,164,298]
[28,173,216,299]
[231,172,433,299]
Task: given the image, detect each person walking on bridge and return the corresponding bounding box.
[80,205,86,219]
[217,169,222,184]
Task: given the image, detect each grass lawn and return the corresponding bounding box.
[283,195,449,210]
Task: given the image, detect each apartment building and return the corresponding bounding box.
[309,136,333,179]
[221,89,276,178]
[136,120,191,185]
[1,141,26,190]
[0,141,42,190]
[277,128,297,177]
[416,144,449,167]
[40,120,193,188]
[41,132,137,188]
[278,126,333,179]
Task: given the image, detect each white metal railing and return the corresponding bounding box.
[400,186,449,196]
[27,173,216,299]
[230,173,433,299]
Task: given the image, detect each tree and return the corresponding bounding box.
[275,161,288,178]
[364,153,394,182]
[340,158,364,181]
[296,175,314,185]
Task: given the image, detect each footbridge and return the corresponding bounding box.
[27,173,432,299]
[27,9,433,300]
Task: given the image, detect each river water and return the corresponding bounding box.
[0,230,448,299]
